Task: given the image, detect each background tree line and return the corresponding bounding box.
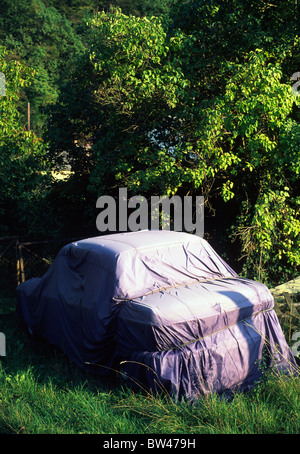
[0,0,299,286]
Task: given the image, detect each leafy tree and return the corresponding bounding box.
[166,0,300,284]
[0,46,54,239]
[0,0,86,135]
[189,50,300,284]
[47,7,188,193]
[46,3,300,285]
[0,0,174,136]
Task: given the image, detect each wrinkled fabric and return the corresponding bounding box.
[119,310,296,400]
[16,230,298,399]
[116,277,274,353]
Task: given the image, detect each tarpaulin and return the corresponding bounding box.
[16,230,298,399]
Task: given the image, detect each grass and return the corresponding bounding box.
[0,296,299,435]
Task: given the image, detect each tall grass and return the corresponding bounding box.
[0,297,299,434]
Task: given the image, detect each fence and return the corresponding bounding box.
[0,236,19,296]
[0,236,78,297]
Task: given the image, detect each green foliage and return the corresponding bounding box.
[105,0,175,19]
[47,7,189,199]
[0,0,86,135]
[186,50,300,284]
[0,46,52,239]
[166,0,300,284]
[88,8,186,111]
[86,8,189,198]
[236,188,300,284]
[46,0,175,21]
[44,2,300,284]
[1,0,299,283]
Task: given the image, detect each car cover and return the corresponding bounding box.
[16,230,298,400]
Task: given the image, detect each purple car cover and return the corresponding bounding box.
[17,230,298,400]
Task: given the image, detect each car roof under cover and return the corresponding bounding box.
[65,230,238,299]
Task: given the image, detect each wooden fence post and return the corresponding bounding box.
[16,240,25,285]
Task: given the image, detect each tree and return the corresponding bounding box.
[166,0,300,284]
[0,46,54,239]
[188,50,300,284]
[0,0,86,135]
[47,7,188,196]
[46,3,300,285]
[0,0,174,136]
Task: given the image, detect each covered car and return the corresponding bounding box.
[16,230,297,400]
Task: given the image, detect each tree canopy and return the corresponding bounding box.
[0,46,53,238]
[0,0,299,285]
